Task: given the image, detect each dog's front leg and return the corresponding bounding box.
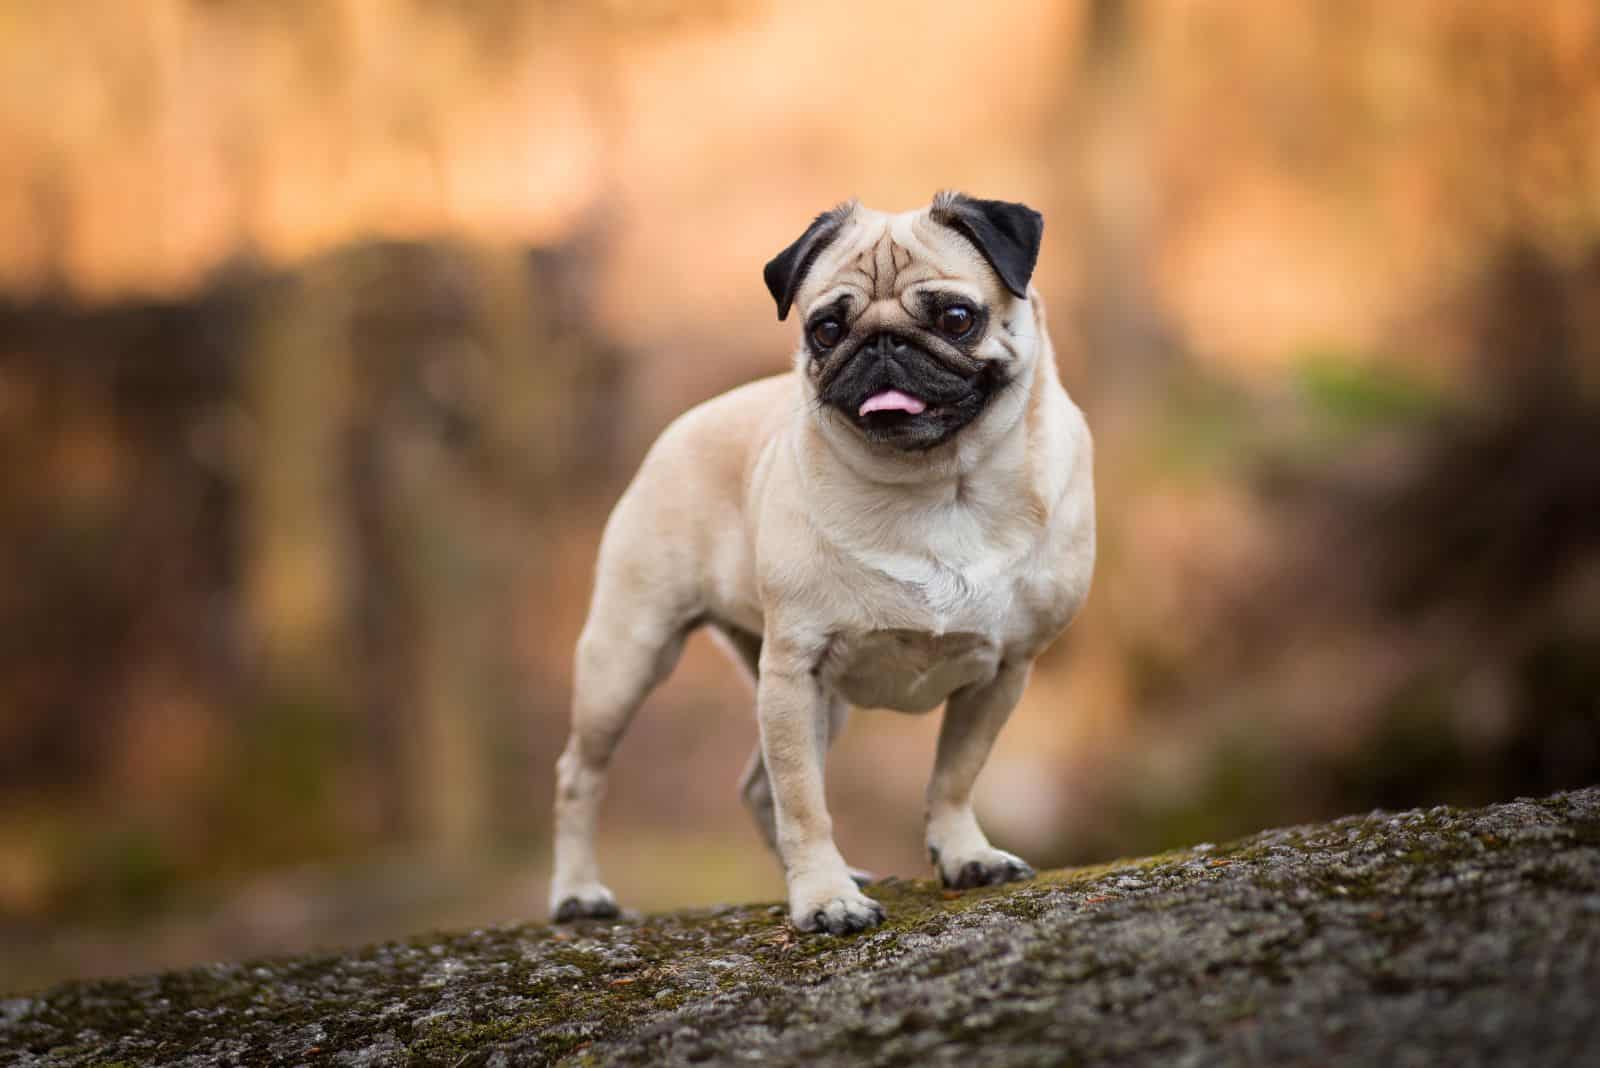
[926,659,1038,889]
[758,636,885,934]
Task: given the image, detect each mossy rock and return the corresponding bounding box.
[5,788,1599,1066]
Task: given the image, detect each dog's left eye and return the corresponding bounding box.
[937,304,976,339]
[810,317,845,349]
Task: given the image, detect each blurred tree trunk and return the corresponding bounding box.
[242,264,354,708]
[233,265,360,858]
[382,245,558,861]
[343,243,595,861]
[385,428,492,860]
[1034,0,1171,754]
[1062,0,1173,422]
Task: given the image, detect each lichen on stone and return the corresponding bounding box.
[4,788,1599,1066]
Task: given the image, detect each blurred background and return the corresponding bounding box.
[2,0,1598,993]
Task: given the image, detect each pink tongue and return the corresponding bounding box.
[858,389,927,417]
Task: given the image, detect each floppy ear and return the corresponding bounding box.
[763,202,853,321]
[929,192,1044,299]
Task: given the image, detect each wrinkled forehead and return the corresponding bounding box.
[798,207,996,317]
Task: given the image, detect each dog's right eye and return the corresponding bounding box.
[809,318,845,350]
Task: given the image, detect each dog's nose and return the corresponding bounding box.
[865,333,912,357]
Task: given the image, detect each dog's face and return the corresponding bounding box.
[764,192,1044,452]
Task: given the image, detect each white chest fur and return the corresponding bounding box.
[817,502,1039,712]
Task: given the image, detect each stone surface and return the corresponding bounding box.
[4,788,1599,1066]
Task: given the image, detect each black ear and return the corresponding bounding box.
[929,192,1044,299]
[763,202,852,321]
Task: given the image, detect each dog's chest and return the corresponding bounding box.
[825,626,1001,713]
[822,530,1028,713]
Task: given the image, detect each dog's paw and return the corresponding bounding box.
[550,883,620,923]
[936,847,1036,890]
[790,883,886,935]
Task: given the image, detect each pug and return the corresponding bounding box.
[549,192,1095,934]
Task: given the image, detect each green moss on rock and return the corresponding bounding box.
[5,788,1600,1066]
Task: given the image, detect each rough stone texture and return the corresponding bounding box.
[4,788,1599,1067]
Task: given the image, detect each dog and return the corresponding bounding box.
[549,192,1095,934]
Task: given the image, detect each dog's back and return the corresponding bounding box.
[586,372,795,641]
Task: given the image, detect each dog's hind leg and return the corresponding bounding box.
[549,587,693,921]
[716,624,785,856]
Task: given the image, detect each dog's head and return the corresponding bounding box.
[764,192,1044,453]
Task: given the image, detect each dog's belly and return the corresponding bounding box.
[828,629,1001,713]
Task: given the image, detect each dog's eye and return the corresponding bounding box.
[937,304,976,339]
[810,317,845,350]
